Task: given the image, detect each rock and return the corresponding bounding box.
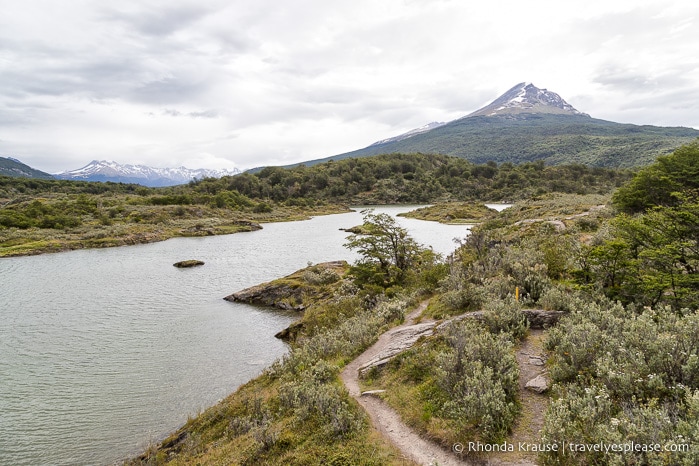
[173,260,205,268]
[525,375,550,394]
[521,309,565,328]
[358,322,436,376]
[225,282,303,309]
[514,218,544,226]
[528,356,545,366]
[545,220,566,231]
[361,390,386,397]
[340,225,367,234]
[435,309,564,332]
[224,261,348,311]
[275,320,304,341]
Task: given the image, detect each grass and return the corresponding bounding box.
[129,371,415,466]
[399,202,500,224]
[0,201,350,257]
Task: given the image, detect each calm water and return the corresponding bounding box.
[0,206,472,466]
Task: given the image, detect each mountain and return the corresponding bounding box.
[0,156,55,179]
[465,82,589,118]
[54,160,240,187]
[299,82,699,168]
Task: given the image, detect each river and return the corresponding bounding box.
[0,206,474,465]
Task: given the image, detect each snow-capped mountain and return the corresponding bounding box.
[300,81,698,168]
[370,121,446,146]
[54,160,240,187]
[467,82,589,118]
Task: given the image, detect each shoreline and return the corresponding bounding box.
[0,205,351,258]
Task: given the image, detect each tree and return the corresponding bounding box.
[583,196,699,310]
[344,210,423,288]
[613,140,699,214]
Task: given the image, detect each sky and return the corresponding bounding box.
[1,0,698,173]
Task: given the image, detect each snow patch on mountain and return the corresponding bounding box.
[55,160,240,187]
[370,121,446,146]
[467,82,589,118]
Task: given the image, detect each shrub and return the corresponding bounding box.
[435,321,520,442]
[278,360,364,438]
[303,266,341,285]
[538,285,585,313]
[481,297,529,340]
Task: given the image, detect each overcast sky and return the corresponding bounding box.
[1,0,698,173]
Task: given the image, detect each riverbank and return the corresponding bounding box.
[0,204,350,257]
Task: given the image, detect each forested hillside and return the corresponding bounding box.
[0,156,54,179]
[0,153,630,256]
[199,153,630,204]
[302,114,699,168]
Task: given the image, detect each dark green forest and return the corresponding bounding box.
[0,153,631,233]
[190,153,630,204]
[304,114,699,168]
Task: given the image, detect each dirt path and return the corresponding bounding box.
[341,301,546,466]
[341,300,471,466]
[492,329,549,465]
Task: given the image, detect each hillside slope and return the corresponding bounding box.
[299,83,699,168]
[0,157,54,179]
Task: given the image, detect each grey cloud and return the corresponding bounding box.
[188,110,218,119]
[593,67,655,91]
[594,64,696,94]
[163,108,219,118]
[130,76,208,104]
[101,4,212,37]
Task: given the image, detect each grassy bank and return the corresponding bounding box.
[0,199,348,257]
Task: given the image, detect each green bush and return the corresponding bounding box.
[303,266,341,285]
[481,297,529,340]
[278,360,364,439]
[435,321,520,442]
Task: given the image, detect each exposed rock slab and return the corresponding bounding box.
[224,260,347,311]
[521,309,565,328]
[525,375,550,394]
[361,390,386,397]
[358,322,436,376]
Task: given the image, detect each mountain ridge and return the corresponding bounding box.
[54,160,240,187]
[0,156,54,179]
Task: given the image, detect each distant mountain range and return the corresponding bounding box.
[299,82,699,168]
[53,160,240,187]
[0,157,54,179]
[1,157,240,186]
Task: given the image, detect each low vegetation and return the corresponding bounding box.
[0,177,347,256]
[369,145,698,463]
[397,202,500,224]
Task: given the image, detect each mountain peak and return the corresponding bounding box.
[467,82,589,118]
